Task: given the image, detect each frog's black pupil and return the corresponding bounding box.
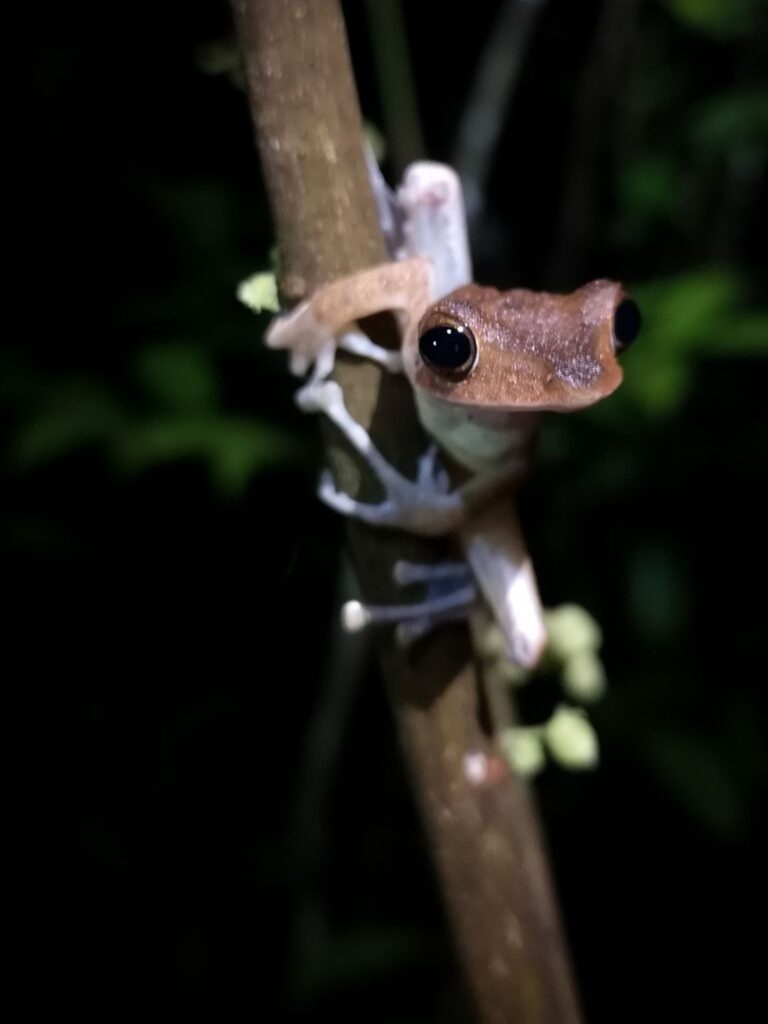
[419,325,474,373]
[613,299,642,350]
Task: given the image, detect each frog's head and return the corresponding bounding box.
[404,280,640,412]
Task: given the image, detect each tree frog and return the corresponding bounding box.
[263,163,640,667]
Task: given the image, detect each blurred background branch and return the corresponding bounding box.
[549,0,644,286]
[452,0,548,236]
[364,0,427,173]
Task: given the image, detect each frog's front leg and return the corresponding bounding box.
[265,257,431,377]
[310,379,526,534]
[309,379,465,535]
[290,331,401,412]
[266,258,523,534]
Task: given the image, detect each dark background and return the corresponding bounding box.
[8,1,767,1020]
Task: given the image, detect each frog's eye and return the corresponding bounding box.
[418,322,477,378]
[613,299,642,352]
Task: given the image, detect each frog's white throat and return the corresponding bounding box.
[415,391,539,475]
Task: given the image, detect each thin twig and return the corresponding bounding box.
[289,558,369,970]
[452,0,548,230]
[365,0,426,174]
[548,0,643,287]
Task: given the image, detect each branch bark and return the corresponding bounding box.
[231,3,584,1021]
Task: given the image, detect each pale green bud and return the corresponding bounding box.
[496,659,531,687]
[236,272,279,314]
[500,728,546,778]
[561,650,607,703]
[544,705,600,770]
[545,603,603,659]
[471,620,508,660]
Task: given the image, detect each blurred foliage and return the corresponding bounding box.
[7,0,767,1022]
[614,269,768,414]
[663,0,761,37]
[7,342,297,496]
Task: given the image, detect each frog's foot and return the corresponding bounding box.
[342,558,475,647]
[392,559,470,586]
[310,381,463,536]
[341,578,477,648]
[338,331,403,373]
[318,452,460,534]
[295,341,337,409]
[292,327,403,411]
[414,444,451,495]
[266,303,331,378]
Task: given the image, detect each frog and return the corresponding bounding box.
[262,161,640,667]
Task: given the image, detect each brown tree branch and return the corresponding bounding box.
[231,2,584,1021]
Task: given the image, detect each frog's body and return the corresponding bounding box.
[415,397,538,475]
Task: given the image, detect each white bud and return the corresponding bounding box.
[544,705,599,770]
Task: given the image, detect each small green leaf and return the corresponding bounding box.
[134,342,218,412]
[11,381,123,468]
[691,90,768,151]
[619,270,768,415]
[206,417,297,495]
[236,272,279,314]
[621,355,692,415]
[631,270,743,356]
[663,0,756,38]
[705,311,768,355]
[112,415,297,495]
[617,154,681,223]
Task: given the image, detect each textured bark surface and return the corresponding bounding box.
[231,2,584,1021]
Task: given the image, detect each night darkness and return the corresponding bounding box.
[7,1,767,1021]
